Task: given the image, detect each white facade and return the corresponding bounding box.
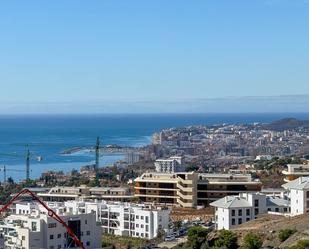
[9,200,170,241]
[283,177,309,215]
[63,201,170,239]
[155,156,184,173]
[210,193,290,230]
[0,204,102,249]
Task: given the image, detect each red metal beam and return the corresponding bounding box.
[0,188,86,249]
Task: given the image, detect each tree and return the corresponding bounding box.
[187,226,209,249]
[215,230,238,249]
[7,177,14,185]
[173,220,182,231]
[278,228,297,242]
[242,233,262,249]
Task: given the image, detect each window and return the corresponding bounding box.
[284,208,288,212]
[246,209,250,216]
[246,218,250,222]
[268,208,271,211]
[238,218,242,225]
[141,224,144,228]
[136,224,139,228]
[48,223,57,228]
[22,236,25,241]
[146,233,149,238]
[141,216,144,220]
[57,234,61,239]
[50,234,54,240]
[238,209,242,216]
[307,191,309,198]
[254,199,259,207]
[254,208,259,215]
[58,245,61,249]
[145,216,149,223]
[86,242,90,246]
[275,208,279,212]
[85,220,88,225]
[136,215,139,219]
[231,218,235,225]
[141,233,144,237]
[86,231,90,236]
[31,222,37,232]
[231,209,235,216]
[146,225,149,232]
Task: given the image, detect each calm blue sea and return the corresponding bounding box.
[1,113,309,181]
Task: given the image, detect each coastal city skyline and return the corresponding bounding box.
[0,0,309,114]
[1,1,309,248]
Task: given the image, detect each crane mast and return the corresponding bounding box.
[95,137,100,186]
[26,147,30,181]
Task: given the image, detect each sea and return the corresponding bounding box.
[1,113,309,182]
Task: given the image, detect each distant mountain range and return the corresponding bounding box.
[262,118,309,131]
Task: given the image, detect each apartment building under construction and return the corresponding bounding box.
[134,172,262,208]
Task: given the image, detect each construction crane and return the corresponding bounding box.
[0,145,42,181]
[95,136,101,186]
[0,188,85,249]
[0,165,25,185]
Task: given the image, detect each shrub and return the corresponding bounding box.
[187,226,209,249]
[279,228,297,242]
[214,230,238,249]
[242,232,262,249]
[289,240,309,249]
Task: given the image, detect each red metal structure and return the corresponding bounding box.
[0,188,85,249]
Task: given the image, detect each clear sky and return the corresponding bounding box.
[0,0,308,113]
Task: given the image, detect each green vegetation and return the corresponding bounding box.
[289,240,309,249]
[102,234,148,249]
[241,233,262,249]
[278,228,297,242]
[214,230,238,249]
[187,226,209,249]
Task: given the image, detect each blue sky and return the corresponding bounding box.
[0,0,308,113]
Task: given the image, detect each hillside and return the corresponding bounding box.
[227,214,309,248]
[262,118,309,131]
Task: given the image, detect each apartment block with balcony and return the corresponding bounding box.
[134,172,261,208]
[37,186,134,202]
[155,156,184,173]
[282,164,309,182]
[197,174,262,207]
[0,204,101,249]
[134,172,197,208]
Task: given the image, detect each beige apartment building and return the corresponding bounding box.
[134,172,262,208]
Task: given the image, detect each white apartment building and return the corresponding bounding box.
[282,177,309,216]
[155,156,184,173]
[9,200,170,241]
[64,201,170,240]
[0,203,102,249]
[210,193,290,230]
